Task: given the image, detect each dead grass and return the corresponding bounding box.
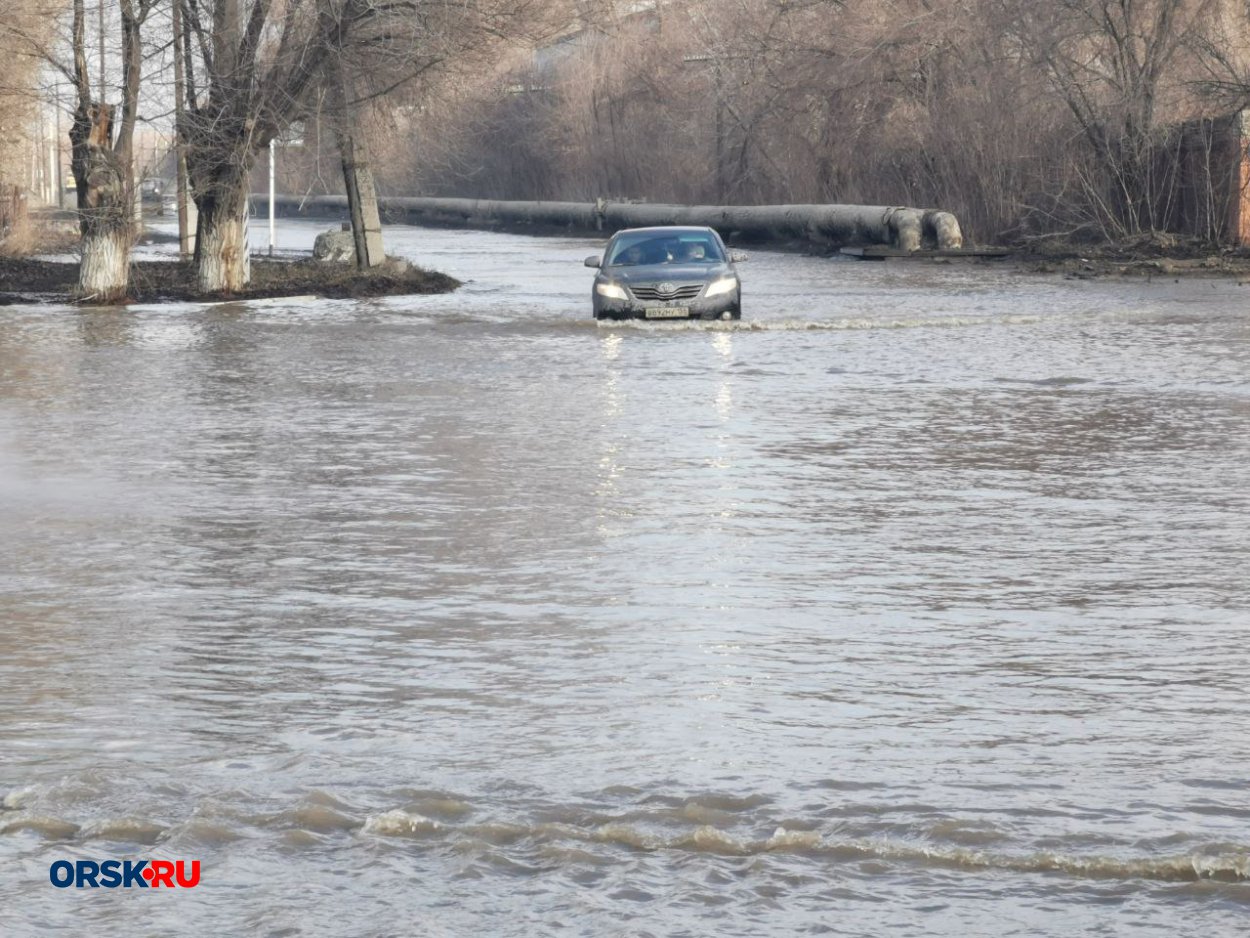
[0,213,80,259]
[0,213,35,257]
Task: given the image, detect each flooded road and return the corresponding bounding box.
[2,220,1248,935]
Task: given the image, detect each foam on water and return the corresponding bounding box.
[2,787,38,811]
[361,810,443,837]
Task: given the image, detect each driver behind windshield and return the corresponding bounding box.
[618,244,645,265]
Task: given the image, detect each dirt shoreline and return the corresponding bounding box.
[0,256,460,306]
[1014,242,1250,280]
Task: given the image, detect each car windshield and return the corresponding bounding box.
[607,233,724,266]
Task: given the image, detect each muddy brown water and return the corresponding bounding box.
[1,220,1248,935]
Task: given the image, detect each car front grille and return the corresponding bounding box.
[630,283,704,301]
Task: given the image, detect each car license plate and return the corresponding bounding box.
[644,307,690,319]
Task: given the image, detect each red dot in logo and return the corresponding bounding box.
[142,867,154,881]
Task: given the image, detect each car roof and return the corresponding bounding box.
[611,226,718,237]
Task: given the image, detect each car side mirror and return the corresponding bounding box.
[584,255,602,268]
[730,251,749,263]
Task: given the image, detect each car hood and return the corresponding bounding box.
[604,263,733,284]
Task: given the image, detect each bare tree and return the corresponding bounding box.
[175,0,317,292]
[174,0,564,293]
[1002,0,1219,236]
[67,0,153,302]
[1184,4,1250,109]
[387,0,1250,245]
[0,2,63,191]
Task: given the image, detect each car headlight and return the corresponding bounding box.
[595,281,628,300]
[704,275,738,298]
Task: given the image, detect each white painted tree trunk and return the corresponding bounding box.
[77,229,130,303]
[72,114,134,305]
[196,206,250,293]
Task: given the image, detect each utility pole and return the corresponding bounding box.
[268,138,275,255]
[98,1,106,101]
[684,53,728,202]
[713,57,725,202]
[171,0,195,256]
[38,104,49,203]
[332,61,384,268]
[53,83,63,208]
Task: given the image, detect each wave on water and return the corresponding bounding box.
[1,815,81,839]
[78,817,167,845]
[2,787,38,811]
[354,811,1250,884]
[378,309,1051,333]
[362,810,444,836]
[426,300,1194,334]
[595,314,1047,333]
[6,783,1247,885]
[830,839,1250,884]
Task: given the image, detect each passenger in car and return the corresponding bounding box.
[641,242,669,265]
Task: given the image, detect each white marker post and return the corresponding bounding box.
[268,138,276,256]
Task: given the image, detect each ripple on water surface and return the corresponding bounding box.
[1,223,1249,935]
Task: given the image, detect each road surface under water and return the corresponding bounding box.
[1,220,1248,936]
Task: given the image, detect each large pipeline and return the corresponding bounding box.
[254,194,964,252]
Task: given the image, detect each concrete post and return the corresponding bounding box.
[339,132,385,268]
[332,59,384,269]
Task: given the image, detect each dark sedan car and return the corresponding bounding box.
[585,226,746,320]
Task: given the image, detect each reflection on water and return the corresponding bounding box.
[1,222,1249,935]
